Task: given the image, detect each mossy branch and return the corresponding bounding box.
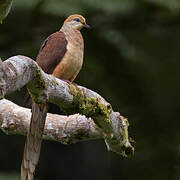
[0,55,134,157]
[68,85,112,134]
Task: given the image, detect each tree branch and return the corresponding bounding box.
[0,99,102,144]
[0,55,134,156]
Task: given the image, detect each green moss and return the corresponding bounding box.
[104,116,134,157]
[121,118,129,142]
[34,68,46,89]
[27,68,47,104]
[52,79,58,87]
[68,84,112,134]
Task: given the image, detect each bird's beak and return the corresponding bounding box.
[84,23,91,29]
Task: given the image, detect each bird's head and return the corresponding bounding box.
[63,14,90,30]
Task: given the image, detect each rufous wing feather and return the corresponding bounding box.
[21,103,48,180]
[24,31,67,108]
[36,31,68,74]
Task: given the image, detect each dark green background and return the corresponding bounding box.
[1,0,180,179]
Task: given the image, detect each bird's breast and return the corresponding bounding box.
[52,41,84,81]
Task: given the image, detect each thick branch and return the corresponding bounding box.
[0,99,101,144]
[0,55,134,156]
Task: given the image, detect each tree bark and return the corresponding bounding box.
[0,99,102,143]
[0,55,134,156]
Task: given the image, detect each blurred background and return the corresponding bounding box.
[1,0,180,179]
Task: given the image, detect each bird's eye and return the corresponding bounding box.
[74,18,80,22]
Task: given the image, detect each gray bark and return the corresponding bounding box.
[0,55,134,156]
[0,99,102,143]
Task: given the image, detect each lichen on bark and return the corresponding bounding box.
[68,84,112,134]
[27,68,47,104]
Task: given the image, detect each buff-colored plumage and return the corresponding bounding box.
[21,14,90,180]
[53,17,84,81]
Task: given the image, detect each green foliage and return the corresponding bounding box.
[149,0,180,12]
[13,0,180,15]
[0,0,13,22]
[0,173,19,180]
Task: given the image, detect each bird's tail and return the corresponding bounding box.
[24,90,32,108]
[21,103,48,180]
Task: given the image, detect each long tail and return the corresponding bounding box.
[21,103,48,180]
[24,90,32,108]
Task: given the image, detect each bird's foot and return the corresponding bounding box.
[62,79,78,87]
[72,82,78,87]
[62,79,72,84]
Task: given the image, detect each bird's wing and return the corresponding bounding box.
[36,31,68,74]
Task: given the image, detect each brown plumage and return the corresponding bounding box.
[36,31,68,74]
[21,14,90,180]
[21,103,47,180]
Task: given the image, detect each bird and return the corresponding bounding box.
[21,14,90,180]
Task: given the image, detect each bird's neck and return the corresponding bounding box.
[60,25,84,48]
